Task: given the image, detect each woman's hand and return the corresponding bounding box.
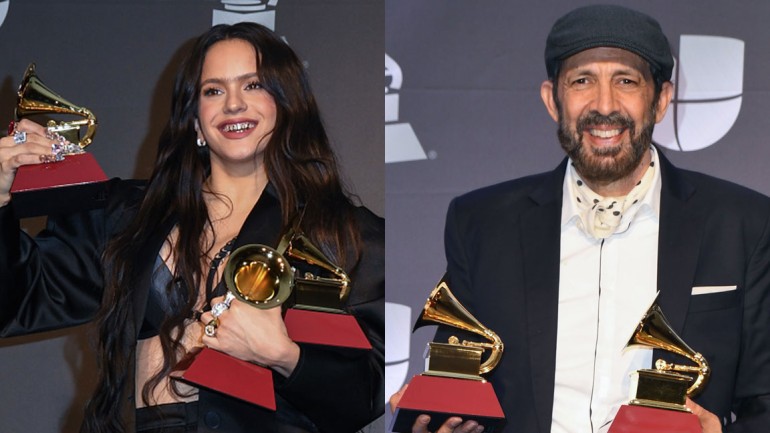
[0,119,61,206]
[200,295,300,378]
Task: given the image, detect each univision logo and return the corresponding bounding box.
[212,0,278,29]
[0,0,9,29]
[653,35,744,152]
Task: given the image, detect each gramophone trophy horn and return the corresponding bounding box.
[10,63,108,217]
[224,242,294,310]
[609,303,709,433]
[390,276,505,433]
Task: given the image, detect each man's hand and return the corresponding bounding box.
[389,385,485,433]
[411,415,485,433]
[686,398,723,433]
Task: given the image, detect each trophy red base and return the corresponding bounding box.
[172,347,277,410]
[284,308,372,349]
[390,375,505,433]
[10,153,108,217]
[172,308,372,410]
[609,405,701,433]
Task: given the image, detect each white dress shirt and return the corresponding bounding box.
[550,157,662,433]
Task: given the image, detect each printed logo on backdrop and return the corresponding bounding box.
[385,54,427,163]
[0,0,9,29]
[385,302,412,400]
[653,35,744,152]
[213,0,278,29]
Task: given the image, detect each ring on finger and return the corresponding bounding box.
[204,318,219,337]
[211,292,236,318]
[13,131,26,144]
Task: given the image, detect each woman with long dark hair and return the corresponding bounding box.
[0,22,383,433]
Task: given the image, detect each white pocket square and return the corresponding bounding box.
[691,285,737,295]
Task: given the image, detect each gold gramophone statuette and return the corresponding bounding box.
[414,280,504,381]
[624,304,711,412]
[17,63,97,154]
[223,223,350,312]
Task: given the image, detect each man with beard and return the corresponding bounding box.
[391,4,770,433]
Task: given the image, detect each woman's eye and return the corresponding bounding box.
[246,81,263,90]
[202,87,222,96]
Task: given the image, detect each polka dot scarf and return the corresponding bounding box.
[569,148,657,239]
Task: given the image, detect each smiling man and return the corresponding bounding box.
[391,5,770,433]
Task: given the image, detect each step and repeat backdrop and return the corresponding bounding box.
[0,1,382,432]
[385,0,770,430]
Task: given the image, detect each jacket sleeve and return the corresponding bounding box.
[0,179,132,337]
[727,207,770,432]
[274,208,385,433]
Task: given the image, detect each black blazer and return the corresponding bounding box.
[0,179,385,433]
[438,150,770,432]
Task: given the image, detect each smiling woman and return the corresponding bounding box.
[0,22,383,433]
[196,39,277,174]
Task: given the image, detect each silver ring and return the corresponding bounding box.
[204,318,219,337]
[211,301,229,318]
[13,131,26,144]
[212,292,237,318]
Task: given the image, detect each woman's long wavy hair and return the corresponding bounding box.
[82,23,360,432]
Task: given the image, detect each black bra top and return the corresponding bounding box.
[138,255,174,340]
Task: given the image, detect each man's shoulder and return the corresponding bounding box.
[452,170,559,211]
[676,168,770,207]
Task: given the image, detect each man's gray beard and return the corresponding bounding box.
[557,109,655,184]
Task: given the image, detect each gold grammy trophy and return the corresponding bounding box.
[390,277,505,433]
[10,63,107,217]
[609,303,711,433]
[174,222,370,410]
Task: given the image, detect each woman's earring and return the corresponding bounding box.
[196,137,207,148]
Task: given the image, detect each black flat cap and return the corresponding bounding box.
[545,4,673,81]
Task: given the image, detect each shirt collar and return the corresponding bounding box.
[561,148,662,229]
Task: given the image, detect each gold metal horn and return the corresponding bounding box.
[626,303,710,396]
[224,244,294,309]
[415,280,504,375]
[285,230,351,303]
[16,63,97,149]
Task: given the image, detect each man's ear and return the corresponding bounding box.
[541,80,559,122]
[654,81,674,124]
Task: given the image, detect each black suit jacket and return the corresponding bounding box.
[438,150,770,432]
[0,179,385,433]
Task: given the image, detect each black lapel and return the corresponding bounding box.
[655,149,701,335]
[231,185,283,250]
[521,159,566,433]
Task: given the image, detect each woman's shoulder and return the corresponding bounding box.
[352,205,383,236]
[102,178,148,230]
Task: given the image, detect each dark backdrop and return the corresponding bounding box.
[385,0,770,430]
[0,1,383,431]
